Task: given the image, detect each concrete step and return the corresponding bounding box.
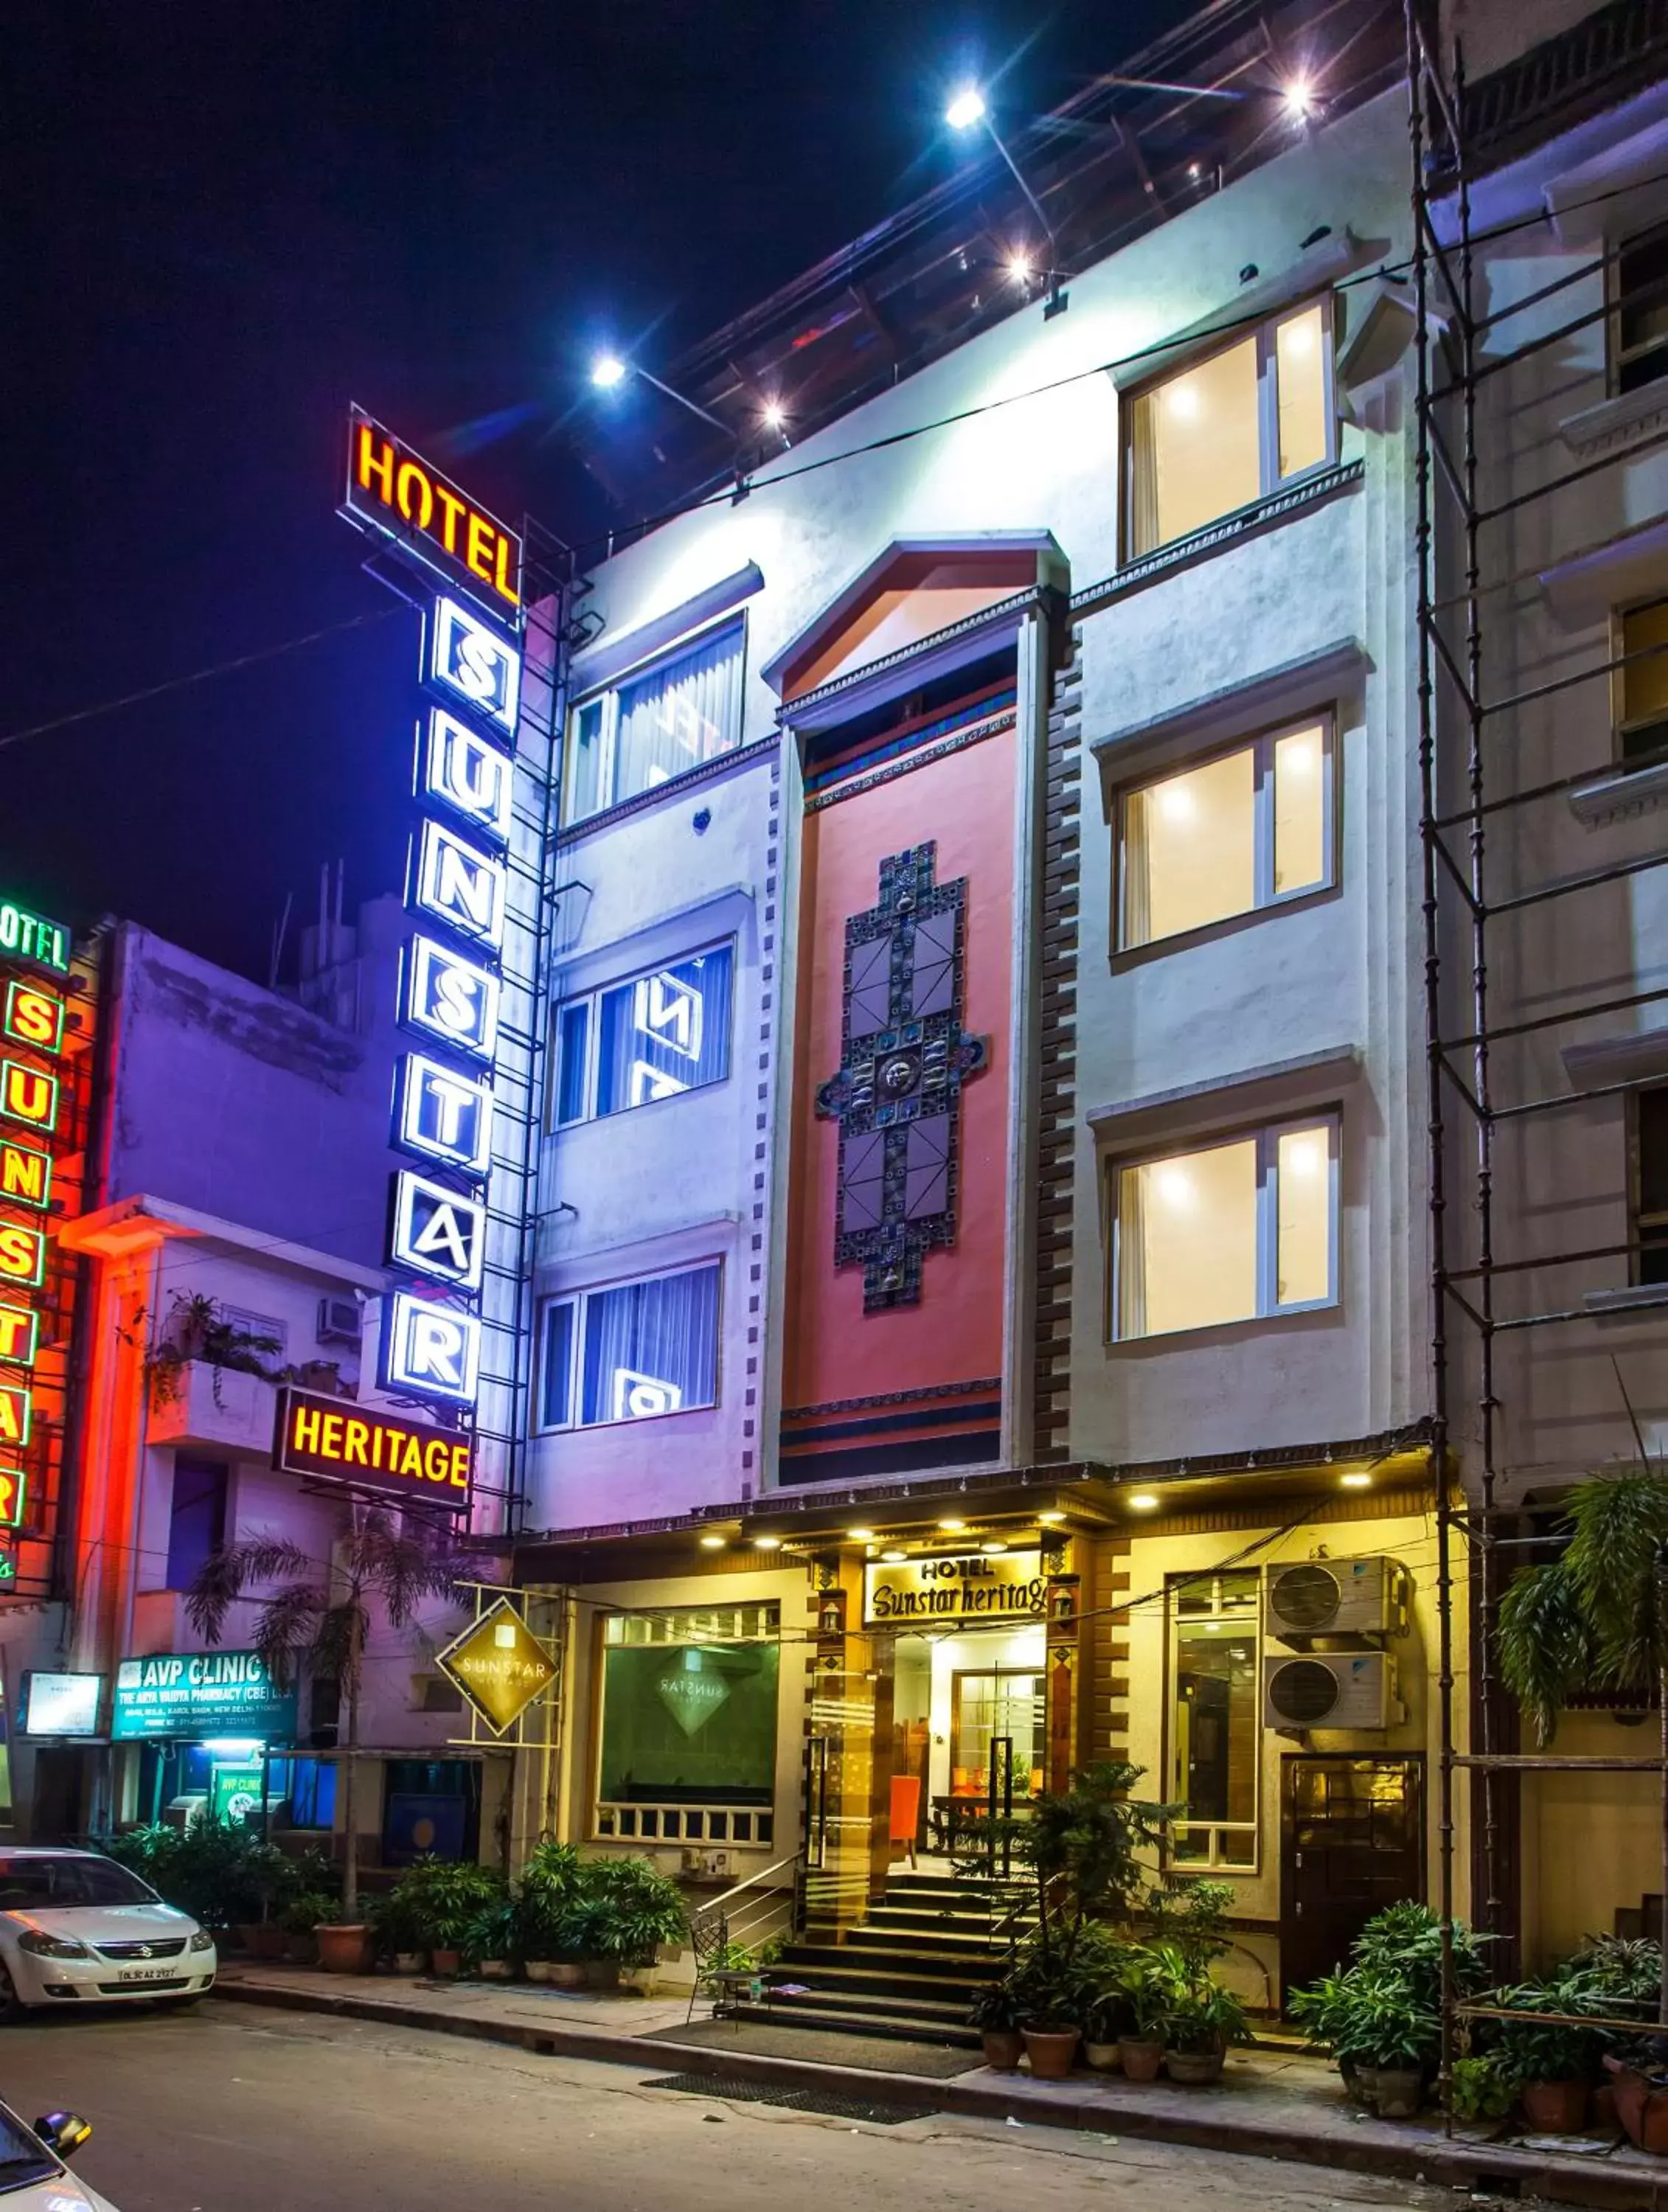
[777,1947,1003,1996]
[846,1923,1010,1958]
[743,1996,981,2051]
[768,1983,973,2031]
[863,1902,1015,1935]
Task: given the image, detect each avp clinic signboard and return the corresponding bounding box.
[863,1549,1046,1627]
[111,1652,296,1742]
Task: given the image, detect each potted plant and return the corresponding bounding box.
[1160,1966,1252,2086]
[1449,2053,1515,2126]
[1496,1975,1599,2132]
[1117,1949,1170,2082]
[366,1888,425,1974]
[571,1857,688,1989]
[468,1898,520,1980]
[514,1840,583,1983]
[1083,1983,1133,2070]
[968,1981,1024,2070]
[1290,1902,1486,2117]
[405,1860,506,1978]
[1009,1944,1085,2079]
[280,1891,336,1966]
[187,1510,469,1975]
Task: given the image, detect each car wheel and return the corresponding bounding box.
[0,1961,30,2025]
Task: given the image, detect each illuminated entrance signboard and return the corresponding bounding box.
[272,1386,472,1511]
[343,410,524,621]
[863,1549,1047,1627]
[435,1598,557,1736]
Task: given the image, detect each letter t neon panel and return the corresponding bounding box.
[396,1055,494,1178]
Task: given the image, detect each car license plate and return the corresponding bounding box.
[115,1968,176,1983]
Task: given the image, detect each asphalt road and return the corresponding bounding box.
[0,2000,1495,2212]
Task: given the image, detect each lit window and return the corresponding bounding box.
[1119,720,1332,949]
[566,619,746,823]
[1125,300,1332,558]
[1169,1570,1259,1870]
[1615,225,1668,396]
[555,942,734,1126]
[1635,1088,1668,1287]
[538,1261,720,1430]
[1113,1118,1337,1340]
[595,1604,779,1846]
[1615,599,1668,765]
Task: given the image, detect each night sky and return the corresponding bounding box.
[9,4,1179,984]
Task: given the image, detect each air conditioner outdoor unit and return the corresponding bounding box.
[1262,1651,1394,1731]
[1264,1556,1405,1642]
[317,1295,362,1347]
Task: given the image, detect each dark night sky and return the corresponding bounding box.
[7,3,1180,985]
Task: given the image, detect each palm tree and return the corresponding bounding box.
[186,1511,466,1922]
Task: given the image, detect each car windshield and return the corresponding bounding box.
[0,1854,161,1911]
[0,2106,59,2191]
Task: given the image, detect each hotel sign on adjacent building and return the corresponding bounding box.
[271,1385,472,1512]
[863,1549,1046,1626]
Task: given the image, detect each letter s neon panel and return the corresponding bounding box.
[427,598,520,737]
[383,1290,481,1405]
[402,937,500,1062]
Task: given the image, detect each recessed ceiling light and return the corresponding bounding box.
[754,1535,782,1550]
[848,1527,875,1543]
[981,1541,1007,1555]
[1127,1492,1160,1512]
[880,1548,908,1563]
[699,1534,726,1550]
[1340,1472,1372,1490]
[1038,1511,1065,1525]
[938,1517,967,1533]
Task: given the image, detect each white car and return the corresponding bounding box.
[0,2106,118,2212]
[0,1849,215,2017]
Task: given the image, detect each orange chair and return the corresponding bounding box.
[889,1775,922,1867]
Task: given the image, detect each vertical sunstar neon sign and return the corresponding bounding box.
[0,960,74,1543]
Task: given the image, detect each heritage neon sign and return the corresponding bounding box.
[272,1385,472,1510]
[344,410,523,620]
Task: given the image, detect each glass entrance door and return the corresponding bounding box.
[951,1669,1045,1802]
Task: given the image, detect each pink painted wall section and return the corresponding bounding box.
[784,724,1015,1412]
[786,556,1038,698]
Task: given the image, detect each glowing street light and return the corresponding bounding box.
[587,351,727,431]
[589,353,627,390]
[1282,76,1316,119]
[942,80,1064,310]
[945,86,988,131]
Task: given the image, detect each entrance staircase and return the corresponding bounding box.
[751,1865,1032,2050]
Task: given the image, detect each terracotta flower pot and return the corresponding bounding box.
[547,1962,588,1989]
[1605,2057,1668,2154]
[314,1924,372,1975]
[1119,2036,1165,2083]
[1022,2027,1081,2080]
[1084,2041,1124,2072]
[1521,2078,1590,2134]
[393,1951,425,1975]
[980,2029,1024,2070]
[1166,2045,1226,2086]
[479,1959,512,1980]
[1594,2083,1619,2132]
[429,1947,462,1979]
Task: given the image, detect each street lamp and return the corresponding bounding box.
[588,352,729,432]
[945,84,1066,313]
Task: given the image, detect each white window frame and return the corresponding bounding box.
[563,615,746,825]
[1115,713,1337,953]
[1108,1113,1341,1344]
[1612,220,1668,398]
[552,937,734,1129]
[535,1258,723,1433]
[1122,295,1338,563]
[1167,1568,1261,1872]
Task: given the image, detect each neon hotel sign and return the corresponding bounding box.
[0,915,76,1543]
[341,412,524,1437]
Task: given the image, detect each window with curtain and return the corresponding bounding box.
[566,619,746,822]
[538,1261,721,1430]
[1125,299,1332,560]
[1119,719,1332,950]
[1616,225,1668,396]
[1114,1118,1337,1340]
[555,942,734,1125]
[1169,1570,1259,1868]
[1615,599,1668,764]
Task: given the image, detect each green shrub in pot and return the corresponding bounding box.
[569,1857,687,1967]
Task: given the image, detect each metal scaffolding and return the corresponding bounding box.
[1407,0,1668,2104]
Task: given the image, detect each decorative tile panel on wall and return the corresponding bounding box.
[1032,630,1083,1463]
[1081,1531,1132,1765]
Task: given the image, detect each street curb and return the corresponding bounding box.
[213,1980,1668,2211]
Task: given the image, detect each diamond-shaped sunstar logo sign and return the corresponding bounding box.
[434,1598,557,1737]
[656,1649,732,1738]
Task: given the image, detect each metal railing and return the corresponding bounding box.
[686,1851,803,2020]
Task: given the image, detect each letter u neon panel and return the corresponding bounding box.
[389,1169,486,1292]
[396,1055,493,1178]
[403,937,500,1062]
[427,597,520,737]
[421,710,513,846]
[383,1290,481,1406]
[411,820,507,953]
